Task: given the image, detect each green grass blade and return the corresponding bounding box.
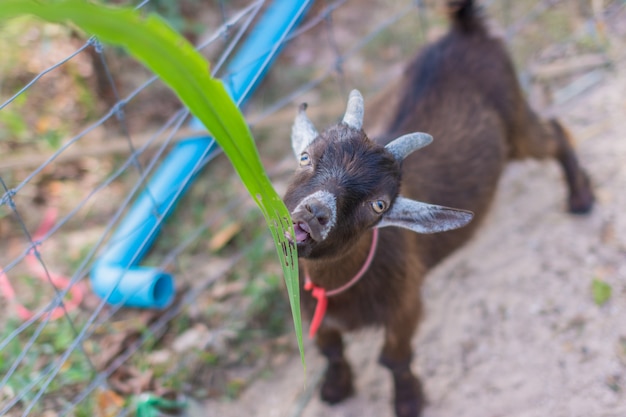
[0,0,304,366]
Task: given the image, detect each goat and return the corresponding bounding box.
[282,1,594,416]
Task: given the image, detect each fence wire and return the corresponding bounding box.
[0,0,621,416]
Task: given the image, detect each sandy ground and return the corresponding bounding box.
[200,50,626,417]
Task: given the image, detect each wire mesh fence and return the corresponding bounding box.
[1,0,624,416]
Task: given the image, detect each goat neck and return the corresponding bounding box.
[300,228,378,290]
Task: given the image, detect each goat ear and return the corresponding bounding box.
[377,196,473,234]
[291,103,319,157]
[384,132,433,161]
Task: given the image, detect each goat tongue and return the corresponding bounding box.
[294,222,311,243]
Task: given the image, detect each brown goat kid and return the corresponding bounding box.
[282,1,594,416]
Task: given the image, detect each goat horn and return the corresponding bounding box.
[291,103,319,156]
[342,89,364,130]
[384,132,433,160]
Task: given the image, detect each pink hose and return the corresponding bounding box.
[0,208,84,321]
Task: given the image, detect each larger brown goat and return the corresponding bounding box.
[282,1,594,416]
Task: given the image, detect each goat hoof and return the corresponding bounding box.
[569,192,594,214]
[393,372,425,417]
[395,399,421,417]
[568,172,594,214]
[320,360,354,404]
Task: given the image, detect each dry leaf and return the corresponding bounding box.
[109,367,154,395]
[208,222,242,252]
[95,388,125,417]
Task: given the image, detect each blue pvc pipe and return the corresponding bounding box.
[91,0,312,309]
[188,0,312,129]
[90,138,216,308]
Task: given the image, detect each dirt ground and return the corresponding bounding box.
[201,30,626,417]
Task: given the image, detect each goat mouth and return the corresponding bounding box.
[285,221,312,244]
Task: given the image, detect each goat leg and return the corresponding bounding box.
[379,354,425,417]
[549,119,595,214]
[379,315,424,417]
[509,108,595,214]
[316,327,354,404]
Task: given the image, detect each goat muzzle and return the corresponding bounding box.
[289,200,333,243]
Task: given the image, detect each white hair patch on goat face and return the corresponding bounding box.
[293,190,337,240]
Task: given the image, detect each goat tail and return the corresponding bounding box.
[445,0,484,33]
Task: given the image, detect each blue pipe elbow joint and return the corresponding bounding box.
[90,262,174,308]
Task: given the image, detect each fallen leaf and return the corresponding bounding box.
[208,222,242,252]
[95,388,125,417]
[172,323,210,353]
[210,281,245,299]
[147,349,172,366]
[109,367,154,395]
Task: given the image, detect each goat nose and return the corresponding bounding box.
[305,200,331,226]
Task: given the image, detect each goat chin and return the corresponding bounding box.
[281,1,594,416]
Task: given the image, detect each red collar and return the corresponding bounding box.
[303,228,379,338]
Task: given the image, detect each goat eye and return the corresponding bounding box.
[299,152,311,167]
[371,200,387,214]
